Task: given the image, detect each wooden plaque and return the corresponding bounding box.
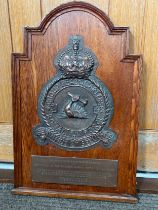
[12,2,142,203]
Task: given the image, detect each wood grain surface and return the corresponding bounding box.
[12,2,141,202]
[1,0,158,130]
[8,0,41,53]
[138,130,158,172]
[109,0,146,54]
[0,0,12,122]
[139,0,158,129]
[12,187,138,203]
[1,125,158,172]
[0,123,13,161]
[1,0,158,178]
[41,0,109,18]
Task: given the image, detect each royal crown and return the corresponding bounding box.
[54,35,98,78]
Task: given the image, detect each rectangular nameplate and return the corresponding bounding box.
[32,156,118,187]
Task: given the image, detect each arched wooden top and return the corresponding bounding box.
[13,1,141,63]
[27,2,125,33]
[12,2,142,202]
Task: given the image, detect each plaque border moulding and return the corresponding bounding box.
[11,1,142,203]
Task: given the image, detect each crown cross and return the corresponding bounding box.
[54,35,98,78]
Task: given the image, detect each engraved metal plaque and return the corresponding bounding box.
[32,156,118,187]
[32,35,117,150]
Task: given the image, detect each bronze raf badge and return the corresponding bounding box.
[32,35,117,150]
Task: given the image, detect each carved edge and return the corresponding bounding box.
[11,1,141,62]
[128,56,143,194]
[11,53,22,187]
[12,187,138,203]
[11,1,143,188]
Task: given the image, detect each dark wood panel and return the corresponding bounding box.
[12,187,138,203]
[12,2,141,202]
[1,124,158,173]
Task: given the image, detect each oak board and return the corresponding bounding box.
[12,2,142,203]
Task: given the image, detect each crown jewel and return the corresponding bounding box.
[54,35,98,78]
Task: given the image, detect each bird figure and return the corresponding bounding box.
[64,92,88,119]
